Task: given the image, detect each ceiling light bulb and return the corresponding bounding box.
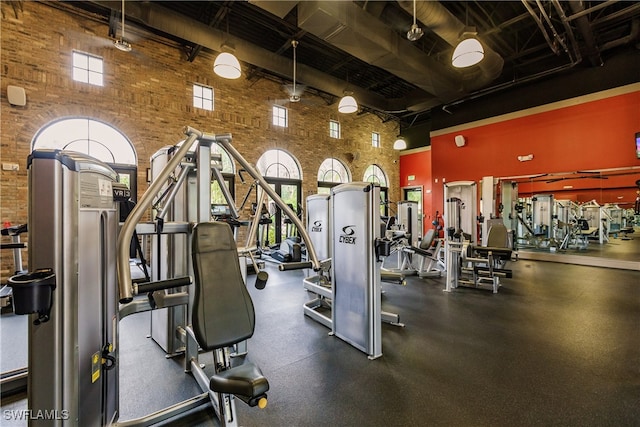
[452,37,484,68]
[338,95,358,114]
[393,137,407,150]
[214,52,241,79]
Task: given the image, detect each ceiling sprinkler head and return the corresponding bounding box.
[114,38,132,52]
[407,24,424,42]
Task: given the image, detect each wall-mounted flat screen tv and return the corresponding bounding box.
[636,132,640,159]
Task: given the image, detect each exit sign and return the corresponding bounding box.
[408,175,415,181]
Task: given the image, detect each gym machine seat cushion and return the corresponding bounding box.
[408,229,437,258]
[192,221,256,349]
[209,362,269,400]
[486,223,509,248]
[192,221,269,402]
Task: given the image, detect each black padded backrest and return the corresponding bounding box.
[486,223,509,248]
[419,229,436,250]
[192,222,255,351]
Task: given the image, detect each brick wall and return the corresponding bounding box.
[0,2,400,282]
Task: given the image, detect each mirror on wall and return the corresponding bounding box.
[496,168,640,259]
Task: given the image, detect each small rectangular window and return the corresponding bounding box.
[329,120,340,139]
[372,132,380,148]
[72,51,103,86]
[193,83,214,111]
[273,105,288,127]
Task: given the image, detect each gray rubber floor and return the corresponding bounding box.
[2,252,639,426]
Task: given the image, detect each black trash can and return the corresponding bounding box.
[8,268,56,319]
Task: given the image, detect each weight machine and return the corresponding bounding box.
[297,185,405,358]
[302,194,332,328]
[380,200,420,278]
[8,127,321,426]
[579,200,609,244]
[330,182,404,359]
[443,182,513,294]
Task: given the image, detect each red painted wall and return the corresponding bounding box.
[400,88,640,229]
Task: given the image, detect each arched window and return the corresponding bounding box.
[363,164,387,186]
[363,164,389,216]
[212,144,234,175]
[32,117,138,199]
[256,149,302,245]
[317,158,351,194]
[257,149,301,179]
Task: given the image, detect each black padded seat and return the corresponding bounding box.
[486,223,509,248]
[473,246,512,261]
[209,362,269,399]
[191,221,269,404]
[409,229,437,257]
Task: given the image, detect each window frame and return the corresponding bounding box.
[272,105,288,127]
[329,120,341,139]
[371,132,381,148]
[193,83,214,111]
[72,50,104,86]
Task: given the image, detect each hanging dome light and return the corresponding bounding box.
[214,52,241,79]
[393,137,407,150]
[338,95,358,114]
[452,36,484,68]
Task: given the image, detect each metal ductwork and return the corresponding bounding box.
[91,0,390,112]
[396,0,504,90]
[296,0,463,108]
[93,0,506,116]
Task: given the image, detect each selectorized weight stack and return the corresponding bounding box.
[397,200,420,247]
[302,194,332,328]
[330,182,402,360]
[17,150,123,425]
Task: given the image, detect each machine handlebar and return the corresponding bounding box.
[278,261,313,271]
[118,276,193,304]
[2,223,28,236]
[137,276,192,294]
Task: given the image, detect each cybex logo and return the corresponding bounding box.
[339,225,357,244]
[311,220,322,232]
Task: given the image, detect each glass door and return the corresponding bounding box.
[403,186,423,237]
[263,180,301,246]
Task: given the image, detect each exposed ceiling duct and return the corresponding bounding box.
[83,0,639,127]
[91,0,391,112]
[396,0,504,90]
[295,1,464,109]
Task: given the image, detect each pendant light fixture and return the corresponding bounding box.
[393,121,407,150]
[338,69,358,114]
[214,51,241,79]
[214,15,241,79]
[393,137,407,150]
[452,28,484,68]
[338,94,358,114]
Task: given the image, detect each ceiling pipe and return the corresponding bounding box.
[396,0,504,90]
[566,1,604,66]
[295,1,462,103]
[600,18,640,51]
